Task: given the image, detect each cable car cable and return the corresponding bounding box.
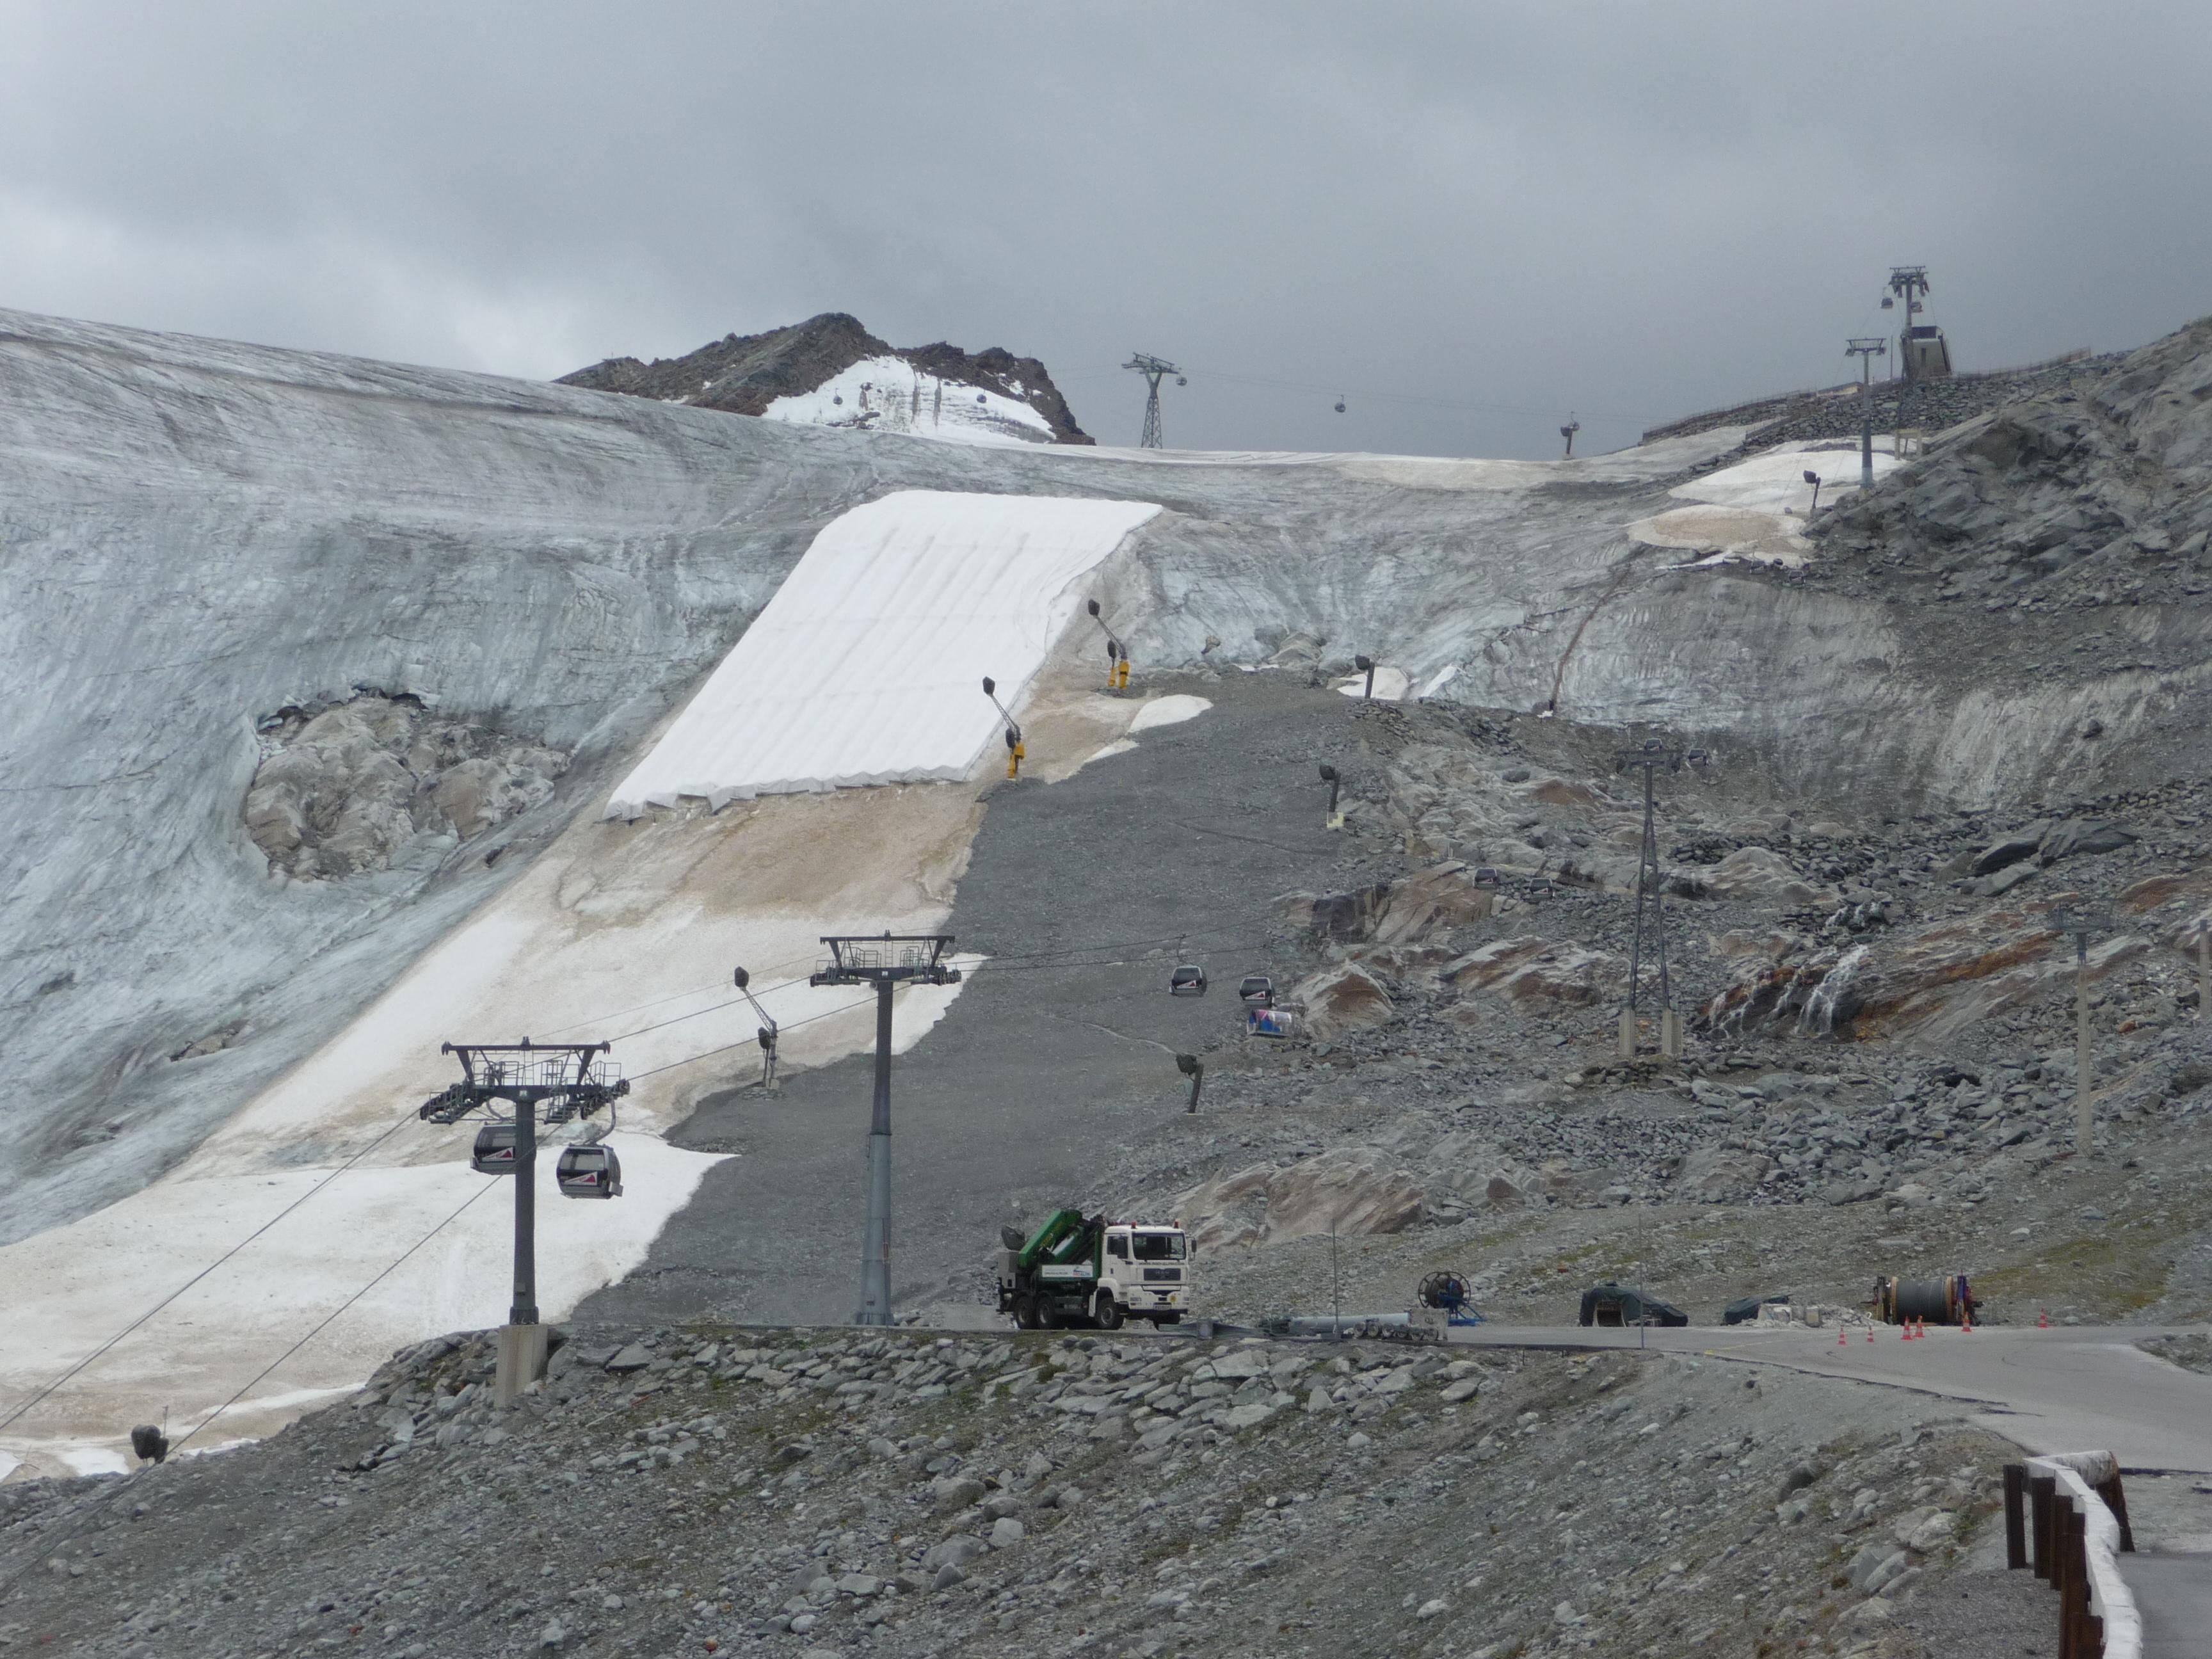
[167,1178,499,1459]
[0,1114,416,1437]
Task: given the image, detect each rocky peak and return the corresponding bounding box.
[558,311,1092,444]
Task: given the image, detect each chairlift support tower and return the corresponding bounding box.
[811,934,962,1325]
[1123,353,1183,449]
[1846,337,1888,488]
[418,1040,629,1402]
[2047,908,2115,1155]
[1614,742,1703,1060]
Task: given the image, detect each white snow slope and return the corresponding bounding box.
[762,356,1057,447]
[607,492,1160,815]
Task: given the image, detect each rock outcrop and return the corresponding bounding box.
[245,696,568,880]
[559,312,1092,444]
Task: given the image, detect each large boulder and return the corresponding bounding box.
[1674,1148,1774,1201]
[1701,846,1838,908]
[2037,819,2137,865]
[1443,937,1624,1007]
[1174,1148,1425,1249]
[1290,962,1395,1038]
[1286,862,1496,945]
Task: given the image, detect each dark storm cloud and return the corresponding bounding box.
[3,1,2207,457]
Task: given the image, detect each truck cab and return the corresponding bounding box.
[1098,1225,1189,1327]
[997,1212,1190,1329]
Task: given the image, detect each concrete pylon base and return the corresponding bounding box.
[1660,1009,1683,1059]
[495,1322,550,1407]
[1617,1007,1636,1059]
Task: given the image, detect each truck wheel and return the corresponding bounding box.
[1012,1294,1039,1330]
[1094,1292,1123,1331]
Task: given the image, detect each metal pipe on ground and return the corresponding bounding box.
[1279,1313,1411,1338]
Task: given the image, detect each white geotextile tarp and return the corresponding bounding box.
[605,490,1160,816]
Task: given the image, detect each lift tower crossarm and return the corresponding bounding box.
[811,934,962,1326]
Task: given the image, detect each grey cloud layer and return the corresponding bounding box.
[1,1,2207,457]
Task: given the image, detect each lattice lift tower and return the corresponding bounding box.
[1614,741,1705,1060]
[1123,353,1183,449]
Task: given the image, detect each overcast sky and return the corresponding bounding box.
[4,2,2209,458]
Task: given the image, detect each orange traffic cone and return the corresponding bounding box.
[1838,1326,1848,1347]
[1900,1319,1911,1340]
[1962,1312,1974,1334]
[1915,1317,1927,1339]
[1866,1325,1875,1343]
[2037,1309,2050,1329]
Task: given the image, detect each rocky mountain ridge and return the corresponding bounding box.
[558,312,1093,444]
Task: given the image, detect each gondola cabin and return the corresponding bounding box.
[470,1122,518,1174]
[1169,965,1207,997]
[557,1144,623,1199]
[1237,975,1274,1006]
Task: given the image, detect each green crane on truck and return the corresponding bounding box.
[996,1209,1192,1330]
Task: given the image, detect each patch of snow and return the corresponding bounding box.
[1669,439,1896,514]
[762,356,1056,449]
[1086,738,1139,765]
[606,491,1160,815]
[1628,504,1811,569]
[1127,694,1212,733]
[1418,664,1461,699]
[1334,665,1414,701]
[0,1134,724,1475]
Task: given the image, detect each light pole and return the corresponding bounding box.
[1847,337,1888,488]
[981,676,1024,779]
[1176,1053,1203,1113]
[733,966,780,1088]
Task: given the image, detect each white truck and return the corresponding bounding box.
[997,1209,1192,1330]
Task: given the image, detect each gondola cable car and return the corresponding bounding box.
[556,1141,623,1199]
[470,1120,518,1174]
[1168,964,1207,997]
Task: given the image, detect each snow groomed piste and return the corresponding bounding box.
[605,490,1162,817]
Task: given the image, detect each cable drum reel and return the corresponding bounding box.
[1874,1274,1976,1327]
[1417,1269,1485,1326]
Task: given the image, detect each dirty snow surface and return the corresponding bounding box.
[605,491,1160,814]
[762,354,1057,446]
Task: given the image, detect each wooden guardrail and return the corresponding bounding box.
[2003,1451,2139,1659]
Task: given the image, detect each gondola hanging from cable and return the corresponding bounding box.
[556,1142,623,1199]
[470,1121,518,1174]
[1334,394,1346,414]
[1169,964,1207,997]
